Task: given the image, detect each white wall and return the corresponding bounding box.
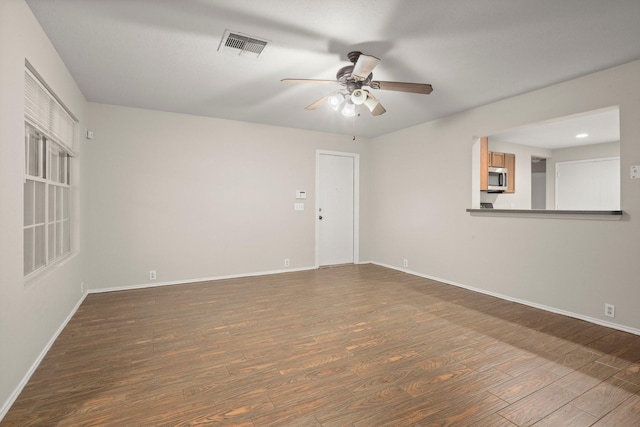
[84,104,371,290]
[370,60,640,332]
[0,0,87,417]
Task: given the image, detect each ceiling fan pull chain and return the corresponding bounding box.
[352,112,357,140]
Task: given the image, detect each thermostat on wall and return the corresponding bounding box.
[295,191,307,199]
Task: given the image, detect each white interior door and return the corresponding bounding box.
[317,152,358,266]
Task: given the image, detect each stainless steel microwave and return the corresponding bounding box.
[488,167,507,192]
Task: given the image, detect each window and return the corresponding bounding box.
[23,68,75,277]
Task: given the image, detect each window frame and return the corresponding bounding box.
[23,67,76,278]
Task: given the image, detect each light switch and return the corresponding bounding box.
[296,190,307,199]
[631,165,640,179]
[294,203,304,211]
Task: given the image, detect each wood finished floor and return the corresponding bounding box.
[4,264,640,426]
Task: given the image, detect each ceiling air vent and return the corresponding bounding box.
[218,30,269,58]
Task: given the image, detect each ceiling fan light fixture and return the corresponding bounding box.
[328,93,345,110]
[351,89,367,105]
[341,102,356,117]
[363,95,379,112]
[364,94,386,116]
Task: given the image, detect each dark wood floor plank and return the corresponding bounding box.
[541,346,602,377]
[591,393,640,426]
[615,363,640,385]
[497,384,577,426]
[554,360,619,395]
[414,390,508,426]
[571,376,640,418]
[533,403,598,426]
[469,413,518,426]
[4,264,640,426]
[488,367,561,404]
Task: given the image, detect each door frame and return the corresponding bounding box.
[315,150,360,268]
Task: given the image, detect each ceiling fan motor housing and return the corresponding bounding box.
[336,66,373,94]
[347,51,363,63]
[336,65,354,82]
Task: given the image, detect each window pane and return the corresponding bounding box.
[62,187,70,220]
[48,184,55,222]
[59,153,66,183]
[24,181,34,226]
[24,228,34,275]
[34,224,46,270]
[48,223,55,262]
[63,219,71,254]
[56,186,63,221]
[42,140,47,179]
[35,181,46,224]
[26,127,40,177]
[56,222,63,257]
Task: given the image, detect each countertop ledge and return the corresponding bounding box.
[467,209,623,220]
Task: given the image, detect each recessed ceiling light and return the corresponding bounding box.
[576,133,589,138]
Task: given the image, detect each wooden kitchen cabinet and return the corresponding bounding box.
[490,152,505,168]
[505,153,515,193]
[480,137,489,191]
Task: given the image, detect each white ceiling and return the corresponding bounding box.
[26,0,640,139]
[490,107,620,150]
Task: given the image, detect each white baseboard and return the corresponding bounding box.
[372,261,640,337]
[1,291,88,422]
[89,266,317,294]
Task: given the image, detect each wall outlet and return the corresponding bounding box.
[149,270,157,280]
[284,258,290,267]
[403,259,409,268]
[605,303,615,318]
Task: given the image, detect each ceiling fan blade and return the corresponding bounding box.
[352,54,380,80]
[305,96,328,110]
[363,92,386,116]
[370,80,433,94]
[281,78,338,85]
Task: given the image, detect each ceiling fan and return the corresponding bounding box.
[281,51,433,117]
